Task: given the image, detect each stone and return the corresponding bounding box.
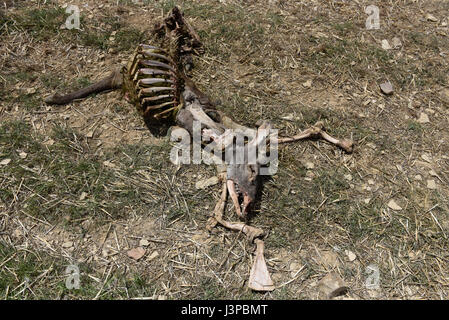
[379,81,394,95]
[388,199,402,211]
[318,272,348,299]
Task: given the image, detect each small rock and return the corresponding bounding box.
[414,174,422,181]
[147,251,159,262]
[304,162,315,169]
[0,158,11,166]
[381,39,392,50]
[427,179,437,190]
[318,250,339,268]
[26,88,37,95]
[195,176,219,189]
[344,174,352,181]
[289,262,300,277]
[86,131,94,138]
[345,250,357,262]
[306,171,315,178]
[62,241,73,248]
[368,179,375,185]
[388,199,402,211]
[139,239,150,247]
[79,192,88,201]
[364,198,371,204]
[103,160,116,168]
[318,272,348,299]
[421,154,432,163]
[19,152,27,159]
[417,112,430,124]
[426,13,438,22]
[392,37,402,48]
[379,81,394,95]
[302,79,313,88]
[127,247,146,260]
[44,139,55,146]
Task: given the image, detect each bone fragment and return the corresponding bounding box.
[248,239,275,292]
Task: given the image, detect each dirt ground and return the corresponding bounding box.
[0,0,448,299]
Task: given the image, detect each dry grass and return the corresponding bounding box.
[1,0,448,299]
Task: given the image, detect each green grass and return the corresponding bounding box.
[13,7,65,41]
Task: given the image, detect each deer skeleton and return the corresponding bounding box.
[44,7,354,291]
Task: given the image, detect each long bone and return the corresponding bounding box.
[206,174,274,291]
[277,121,353,153]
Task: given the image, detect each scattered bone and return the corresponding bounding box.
[248,239,275,292]
[207,177,272,291]
[277,121,353,153]
[318,272,348,299]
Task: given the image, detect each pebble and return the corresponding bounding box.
[379,81,394,95]
[139,239,150,247]
[392,37,402,48]
[62,241,74,248]
[147,251,159,262]
[345,250,357,262]
[302,80,313,88]
[381,39,392,50]
[388,199,402,211]
[127,247,146,260]
[417,112,430,124]
[0,158,11,166]
[426,13,438,22]
[427,179,437,190]
[304,162,315,169]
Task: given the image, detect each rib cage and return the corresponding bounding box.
[123,44,183,123]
